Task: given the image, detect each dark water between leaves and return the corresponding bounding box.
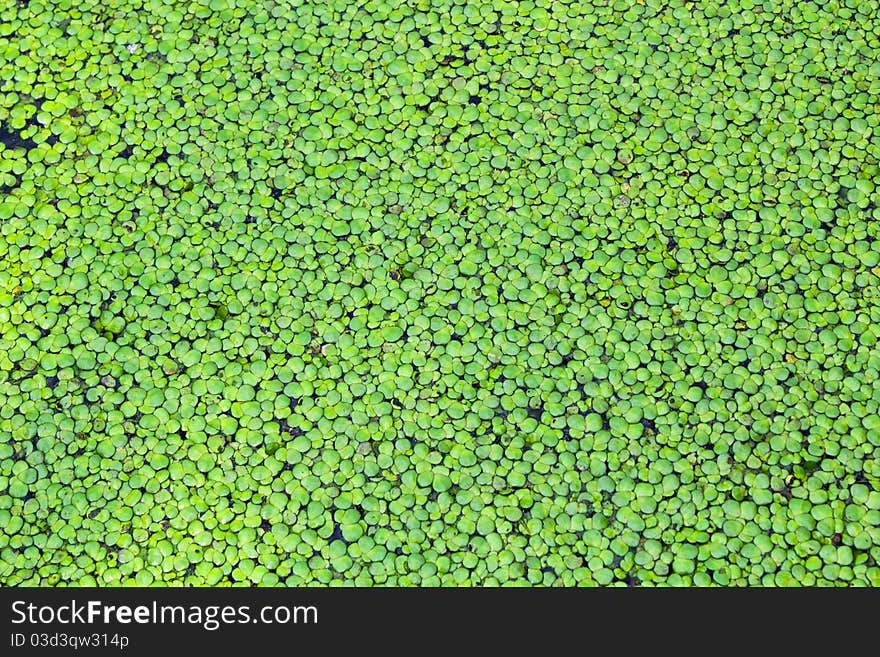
[0,121,37,152]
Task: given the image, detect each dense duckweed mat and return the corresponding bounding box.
[1,0,878,585]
